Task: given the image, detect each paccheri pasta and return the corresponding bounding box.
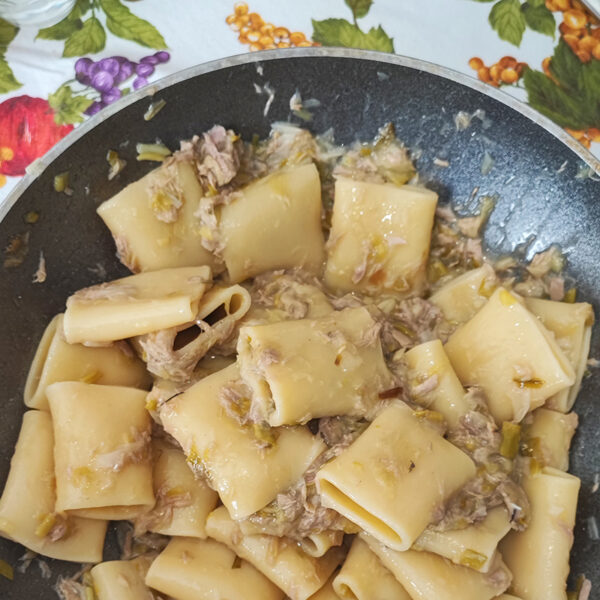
[0,122,593,600]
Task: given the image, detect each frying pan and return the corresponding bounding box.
[0,48,598,598]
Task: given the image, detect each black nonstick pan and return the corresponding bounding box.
[1,48,599,598]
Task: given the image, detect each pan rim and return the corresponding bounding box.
[2,46,598,223]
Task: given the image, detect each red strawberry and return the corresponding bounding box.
[0,96,73,177]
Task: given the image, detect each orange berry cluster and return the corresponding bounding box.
[468,56,527,87]
[564,127,600,148]
[545,0,600,62]
[226,2,319,51]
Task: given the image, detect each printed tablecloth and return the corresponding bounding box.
[0,0,599,205]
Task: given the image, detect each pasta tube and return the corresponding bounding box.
[145,536,284,600]
[499,467,580,600]
[413,506,511,573]
[220,163,325,282]
[24,313,150,411]
[332,537,411,600]
[300,531,344,558]
[363,534,512,600]
[445,288,575,423]
[237,307,394,426]
[97,160,222,273]
[325,178,438,294]
[133,283,251,381]
[307,578,340,600]
[0,411,106,562]
[48,382,154,520]
[91,556,153,600]
[404,339,468,428]
[316,401,476,551]
[159,363,325,519]
[134,442,218,538]
[525,298,594,412]
[522,408,578,471]
[206,506,343,600]
[63,266,211,343]
[429,264,497,324]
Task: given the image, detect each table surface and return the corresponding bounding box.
[0,0,599,205]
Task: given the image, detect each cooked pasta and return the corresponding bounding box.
[205,506,343,600]
[0,121,592,600]
[332,536,411,599]
[24,313,151,411]
[159,363,325,519]
[500,466,580,600]
[145,536,284,600]
[0,411,107,562]
[48,381,154,520]
[445,288,575,423]
[91,556,154,600]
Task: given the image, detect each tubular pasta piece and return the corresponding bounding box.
[205,506,343,600]
[48,382,154,520]
[300,531,344,558]
[134,442,218,538]
[522,408,578,471]
[362,534,512,600]
[24,313,150,411]
[445,288,575,423]
[0,411,107,562]
[145,536,284,600]
[325,178,438,294]
[63,266,212,344]
[525,298,594,412]
[159,363,325,519]
[499,467,580,600]
[91,556,153,600]
[97,160,222,273]
[220,163,325,282]
[237,306,394,426]
[133,284,251,381]
[429,264,497,324]
[413,506,511,573]
[316,401,476,551]
[237,523,343,555]
[332,537,411,600]
[306,577,340,600]
[404,339,468,429]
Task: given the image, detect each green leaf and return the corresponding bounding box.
[528,0,546,7]
[489,0,526,46]
[523,68,586,129]
[523,30,600,130]
[522,3,555,37]
[48,85,93,125]
[576,59,600,124]
[0,18,18,49]
[36,0,89,40]
[76,0,91,13]
[0,54,21,93]
[100,0,166,48]
[345,0,373,19]
[37,17,82,40]
[550,39,582,93]
[63,16,106,56]
[312,18,394,52]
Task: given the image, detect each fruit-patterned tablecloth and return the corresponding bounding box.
[0,0,599,206]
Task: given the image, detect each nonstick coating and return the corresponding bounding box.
[0,49,598,598]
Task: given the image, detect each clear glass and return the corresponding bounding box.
[0,0,76,28]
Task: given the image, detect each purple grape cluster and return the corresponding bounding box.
[75,51,170,116]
